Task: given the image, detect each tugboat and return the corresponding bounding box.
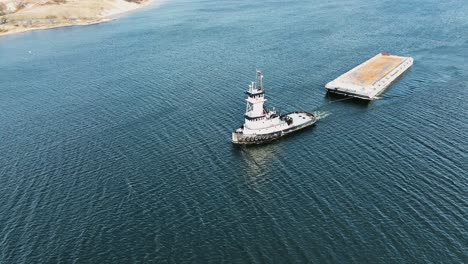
[232,71,317,145]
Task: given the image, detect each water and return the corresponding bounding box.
[0,0,467,262]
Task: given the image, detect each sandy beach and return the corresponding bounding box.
[0,0,156,37]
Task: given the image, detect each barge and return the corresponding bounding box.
[325,53,413,100]
[232,71,316,145]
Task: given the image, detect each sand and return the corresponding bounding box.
[0,0,156,37]
[337,54,407,87]
[350,55,406,86]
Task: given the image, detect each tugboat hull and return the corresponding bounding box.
[232,112,316,145]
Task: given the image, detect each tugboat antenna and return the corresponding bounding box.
[255,70,263,91]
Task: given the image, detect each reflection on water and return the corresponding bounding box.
[236,143,282,184]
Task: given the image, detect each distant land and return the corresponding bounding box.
[0,0,154,37]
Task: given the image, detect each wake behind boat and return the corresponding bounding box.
[232,71,316,145]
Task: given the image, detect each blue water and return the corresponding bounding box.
[1,0,467,262]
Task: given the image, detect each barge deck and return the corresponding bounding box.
[325,53,413,100]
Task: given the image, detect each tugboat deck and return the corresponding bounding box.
[232,111,316,145]
[325,53,413,100]
[288,112,314,127]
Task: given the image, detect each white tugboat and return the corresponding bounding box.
[232,71,317,145]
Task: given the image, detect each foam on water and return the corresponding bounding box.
[313,111,331,120]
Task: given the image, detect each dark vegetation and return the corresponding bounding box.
[125,0,146,3]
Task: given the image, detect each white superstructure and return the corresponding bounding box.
[242,71,289,135]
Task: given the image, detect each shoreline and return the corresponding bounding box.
[0,0,157,38]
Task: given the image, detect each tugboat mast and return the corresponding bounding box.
[255,70,263,90]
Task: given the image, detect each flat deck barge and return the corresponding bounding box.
[325,53,413,100]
